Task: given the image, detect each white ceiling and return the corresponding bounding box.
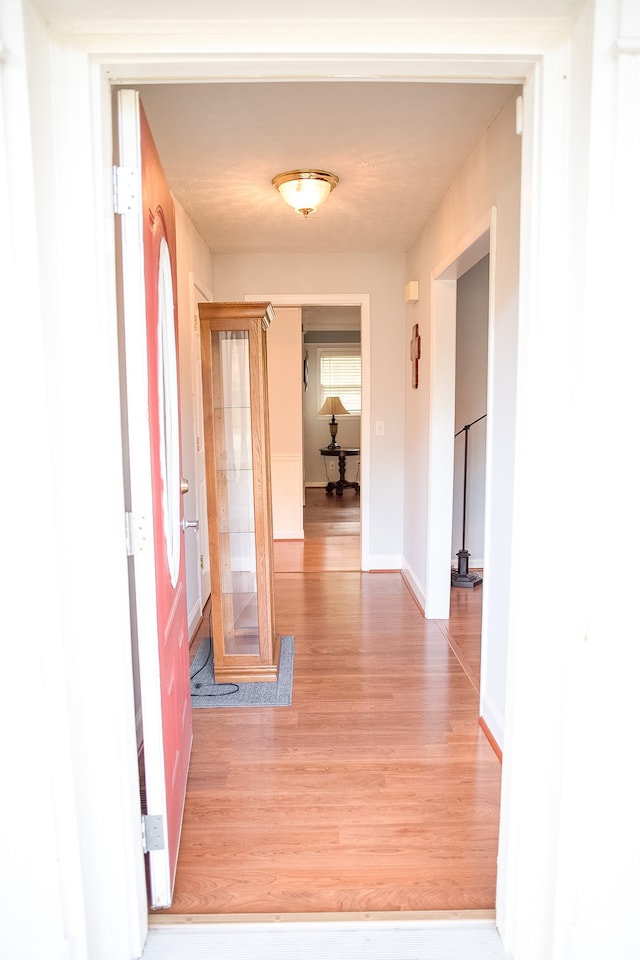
[128,80,519,255]
[30,0,583,257]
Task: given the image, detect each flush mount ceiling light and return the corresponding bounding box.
[272,169,339,218]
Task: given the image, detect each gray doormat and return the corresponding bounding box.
[190,635,294,707]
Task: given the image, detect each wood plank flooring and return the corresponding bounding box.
[168,491,498,916]
[274,487,360,572]
[303,485,361,539]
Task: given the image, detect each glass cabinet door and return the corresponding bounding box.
[212,329,259,656]
[199,302,278,682]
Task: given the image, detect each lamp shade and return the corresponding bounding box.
[318,396,349,418]
[272,169,339,217]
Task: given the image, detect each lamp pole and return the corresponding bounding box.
[451,414,486,588]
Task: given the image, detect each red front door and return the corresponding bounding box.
[116,89,192,907]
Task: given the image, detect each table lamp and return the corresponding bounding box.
[318,396,349,448]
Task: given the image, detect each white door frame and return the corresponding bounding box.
[426,209,506,748]
[99,57,534,954]
[247,292,371,570]
[425,210,495,620]
[61,26,568,956]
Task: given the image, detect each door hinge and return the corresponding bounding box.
[113,165,140,215]
[141,814,165,853]
[125,512,150,556]
[196,435,201,453]
[200,554,205,571]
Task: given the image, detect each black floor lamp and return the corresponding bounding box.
[451,414,486,588]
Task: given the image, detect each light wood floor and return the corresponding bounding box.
[276,486,361,572]
[168,490,498,916]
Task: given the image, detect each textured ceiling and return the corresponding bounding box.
[129,81,519,255]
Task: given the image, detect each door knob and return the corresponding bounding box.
[182,519,199,532]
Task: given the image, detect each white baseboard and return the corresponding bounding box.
[274,530,304,540]
[187,597,203,641]
[305,481,328,488]
[479,691,504,754]
[400,562,426,612]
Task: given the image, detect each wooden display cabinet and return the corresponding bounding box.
[198,301,279,682]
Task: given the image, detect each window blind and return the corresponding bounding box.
[318,351,361,415]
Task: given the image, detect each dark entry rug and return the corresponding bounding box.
[190,635,294,708]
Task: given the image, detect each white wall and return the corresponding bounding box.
[268,306,304,538]
[174,202,215,631]
[1,5,148,958]
[213,252,405,566]
[497,3,640,957]
[404,92,522,747]
[1,5,91,959]
[452,256,489,567]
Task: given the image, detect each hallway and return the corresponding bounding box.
[164,503,497,918]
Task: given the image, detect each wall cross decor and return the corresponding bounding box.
[410,323,421,389]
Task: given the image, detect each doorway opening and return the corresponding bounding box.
[427,212,498,736]
[108,69,517,932]
[246,292,371,572]
[302,304,361,572]
[451,255,489,590]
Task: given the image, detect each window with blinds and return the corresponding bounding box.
[318,348,361,415]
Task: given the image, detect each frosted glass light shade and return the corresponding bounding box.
[272,169,339,217]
